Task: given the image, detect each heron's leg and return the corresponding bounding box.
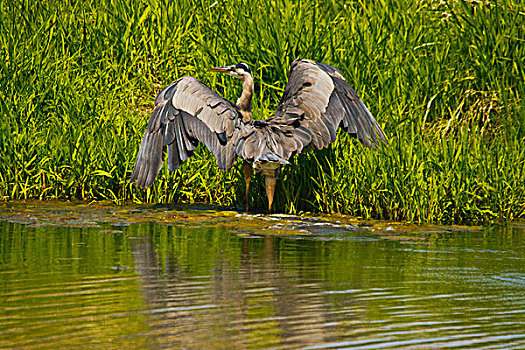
[265,174,277,212]
[243,161,252,212]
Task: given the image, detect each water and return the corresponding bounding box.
[1,202,524,349]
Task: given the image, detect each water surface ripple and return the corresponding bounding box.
[0,203,524,349]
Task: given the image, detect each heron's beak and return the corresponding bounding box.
[210,65,233,73]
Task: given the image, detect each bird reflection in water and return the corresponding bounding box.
[130,229,362,349]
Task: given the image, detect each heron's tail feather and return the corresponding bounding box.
[255,153,290,165]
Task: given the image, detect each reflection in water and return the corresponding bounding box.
[0,222,150,349]
[0,206,524,349]
[128,224,525,349]
[131,231,347,349]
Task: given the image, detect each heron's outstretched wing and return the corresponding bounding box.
[273,59,388,152]
[130,77,240,187]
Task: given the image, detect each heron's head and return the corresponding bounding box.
[210,63,252,80]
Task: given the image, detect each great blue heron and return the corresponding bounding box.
[130,59,388,211]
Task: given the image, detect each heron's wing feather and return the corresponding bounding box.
[130,77,239,187]
[164,76,239,139]
[273,59,388,152]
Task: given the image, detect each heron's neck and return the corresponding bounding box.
[236,75,253,122]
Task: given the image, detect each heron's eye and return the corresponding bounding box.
[235,63,251,74]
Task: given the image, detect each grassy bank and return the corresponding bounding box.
[1,0,524,223]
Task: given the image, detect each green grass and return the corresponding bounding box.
[1,0,524,223]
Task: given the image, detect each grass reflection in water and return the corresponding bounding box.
[0,202,524,349]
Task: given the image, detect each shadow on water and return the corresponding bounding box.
[0,201,524,349]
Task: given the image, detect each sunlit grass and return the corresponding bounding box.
[1,0,524,223]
